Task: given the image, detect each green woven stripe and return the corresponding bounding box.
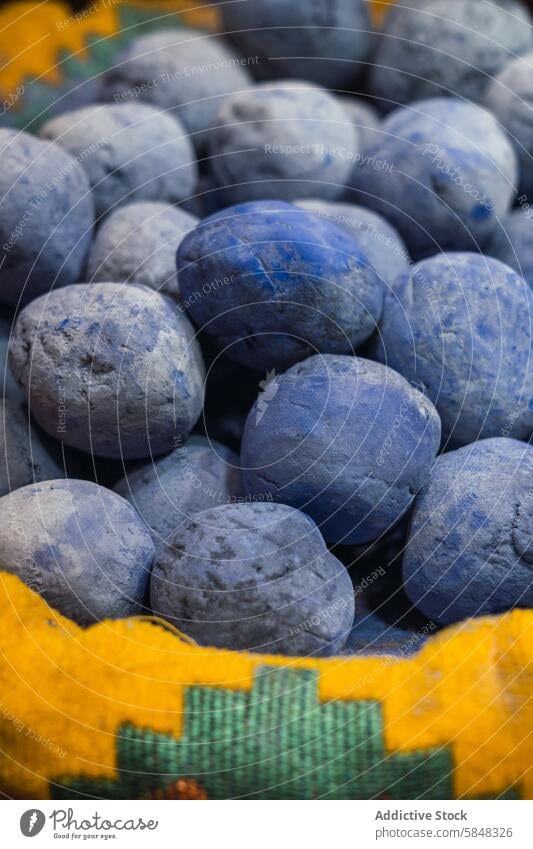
[1,6,185,131]
[52,666,455,800]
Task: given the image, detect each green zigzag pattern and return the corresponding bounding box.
[1,6,185,132]
[52,666,457,800]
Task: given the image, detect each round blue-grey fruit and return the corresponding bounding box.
[87,201,198,300]
[39,103,197,218]
[115,435,242,551]
[339,96,380,154]
[487,207,533,288]
[0,479,154,625]
[150,501,355,655]
[403,438,533,624]
[483,51,533,199]
[373,252,533,448]
[9,283,205,459]
[101,28,251,151]
[221,0,371,89]
[350,97,518,258]
[208,80,358,204]
[0,398,67,496]
[177,200,384,370]
[241,354,441,545]
[296,200,410,290]
[369,0,532,111]
[0,128,94,307]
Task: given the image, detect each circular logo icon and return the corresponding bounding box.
[20,810,46,837]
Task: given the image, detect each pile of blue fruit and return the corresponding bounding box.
[1,0,532,657]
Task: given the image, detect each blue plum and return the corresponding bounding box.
[221,0,371,89]
[487,207,533,289]
[208,81,358,204]
[40,103,196,218]
[296,199,410,290]
[369,0,532,111]
[9,283,205,459]
[150,501,354,655]
[115,435,242,552]
[373,252,533,448]
[101,28,251,151]
[177,200,384,370]
[350,98,517,258]
[0,129,94,306]
[0,479,154,624]
[87,201,198,301]
[403,438,533,624]
[483,51,533,199]
[241,354,441,544]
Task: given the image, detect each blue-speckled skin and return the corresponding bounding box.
[114,435,242,552]
[373,252,533,448]
[0,129,94,307]
[483,51,533,199]
[87,202,198,301]
[9,283,205,459]
[241,355,441,545]
[150,501,355,655]
[221,0,371,89]
[403,438,533,624]
[101,29,251,151]
[208,81,358,204]
[39,103,197,218]
[350,98,518,258]
[369,0,532,111]
[177,200,384,370]
[0,479,154,625]
[338,96,380,153]
[296,200,410,290]
[487,208,533,288]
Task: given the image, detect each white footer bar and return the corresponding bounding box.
[3,799,531,848]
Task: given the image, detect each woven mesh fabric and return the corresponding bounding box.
[0,574,529,799]
[52,667,455,800]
